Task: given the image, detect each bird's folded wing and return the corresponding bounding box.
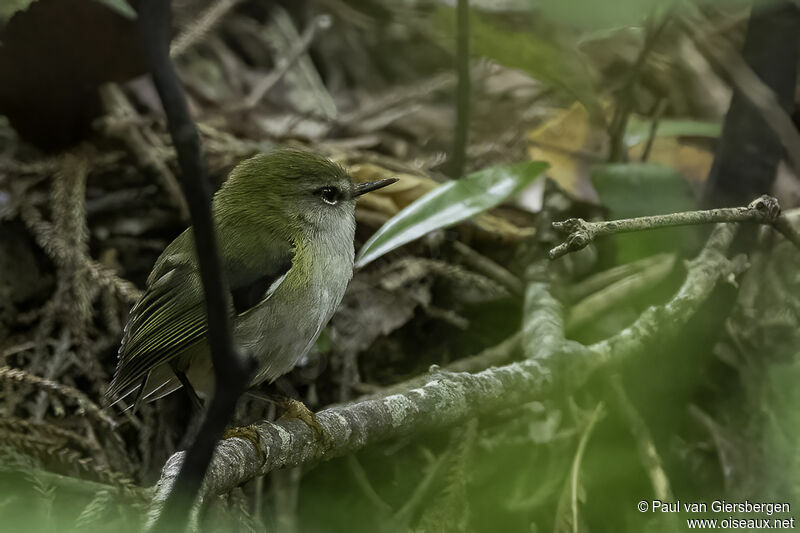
[107,230,296,400]
[107,265,207,399]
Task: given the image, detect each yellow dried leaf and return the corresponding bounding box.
[628,138,713,186]
[526,102,606,201]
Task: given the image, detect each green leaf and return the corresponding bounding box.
[356,161,548,268]
[625,116,721,148]
[535,0,758,30]
[592,163,698,262]
[593,162,696,218]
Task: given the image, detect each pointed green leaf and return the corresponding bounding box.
[356,161,548,268]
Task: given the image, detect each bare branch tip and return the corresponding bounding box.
[748,194,781,222]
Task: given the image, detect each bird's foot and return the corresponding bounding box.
[278,398,330,449]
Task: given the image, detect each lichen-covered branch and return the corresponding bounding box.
[147,354,571,525]
[147,221,745,522]
[145,277,587,524]
[589,222,739,363]
[567,254,676,332]
[773,215,800,250]
[549,195,780,259]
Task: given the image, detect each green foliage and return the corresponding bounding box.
[431,6,600,113]
[535,0,764,29]
[0,448,139,533]
[356,161,547,268]
[415,420,478,532]
[592,163,696,218]
[592,163,699,262]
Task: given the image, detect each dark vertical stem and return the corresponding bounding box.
[701,2,800,207]
[449,0,470,179]
[136,1,254,531]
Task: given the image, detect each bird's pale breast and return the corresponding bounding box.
[234,227,354,387]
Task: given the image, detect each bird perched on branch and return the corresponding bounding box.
[107,149,396,412]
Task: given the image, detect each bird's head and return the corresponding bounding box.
[213,149,396,238]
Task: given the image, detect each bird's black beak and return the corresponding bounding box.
[354,177,398,197]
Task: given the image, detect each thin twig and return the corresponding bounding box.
[566,254,676,332]
[137,1,254,531]
[236,15,332,110]
[565,253,674,303]
[451,240,523,294]
[336,72,456,130]
[549,194,782,259]
[100,85,190,221]
[170,0,243,58]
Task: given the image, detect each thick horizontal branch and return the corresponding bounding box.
[549,195,781,259]
[147,221,742,522]
[147,278,584,524]
[148,362,562,525]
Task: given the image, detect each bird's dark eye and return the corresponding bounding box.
[319,186,339,205]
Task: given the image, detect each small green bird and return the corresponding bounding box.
[107,149,396,409]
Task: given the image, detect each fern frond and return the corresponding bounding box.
[0,366,116,427]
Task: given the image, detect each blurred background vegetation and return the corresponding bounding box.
[0,0,798,531]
